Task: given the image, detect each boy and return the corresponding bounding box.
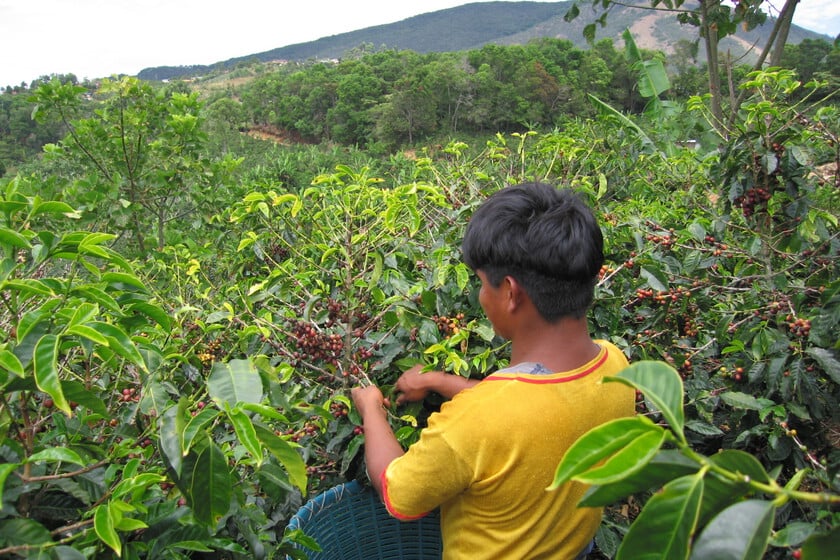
[352,182,635,559]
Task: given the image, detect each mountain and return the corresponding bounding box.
[137,1,832,81]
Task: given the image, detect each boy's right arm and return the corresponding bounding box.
[394,364,479,405]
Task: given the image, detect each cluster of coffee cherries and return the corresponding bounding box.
[733,184,772,218]
[702,235,730,257]
[633,286,691,306]
[306,459,338,481]
[281,418,322,443]
[786,316,812,338]
[119,386,141,403]
[197,338,223,368]
[329,401,348,418]
[323,298,375,331]
[433,313,465,338]
[645,231,676,249]
[290,320,344,366]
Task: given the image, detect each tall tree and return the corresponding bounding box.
[564,0,799,136]
[30,77,239,254]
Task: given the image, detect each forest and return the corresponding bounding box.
[0,1,839,558]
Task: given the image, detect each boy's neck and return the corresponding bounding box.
[508,316,600,373]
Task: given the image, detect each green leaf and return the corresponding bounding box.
[0,348,25,378]
[617,473,704,560]
[549,416,663,489]
[71,286,121,313]
[228,406,263,465]
[689,500,775,560]
[770,521,816,547]
[182,408,220,456]
[207,358,263,407]
[639,265,669,292]
[580,450,700,507]
[101,271,146,291]
[126,301,172,329]
[0,226,32,249]
[65,324,110,346]
[708,449,771,484]
[94,503,122,557]
[239,402,289,422]
[33,334,71,414]
[27,447,86,466]
[4,278,58,297]
[587,94,656,149]
[608,361,685,442]
[114,517,148,532]
[182,441,232,527]
[805,348,840,385]
[575,429,666,485]
[87,321,147,369]
[159,401,188,474]
[255,424,307,494]
[801,526,840,559]
[31,200,76,217]
[0,518,52,547]
[0,462,20,510]
[719,391,771,411]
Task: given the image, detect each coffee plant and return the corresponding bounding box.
[0,63,837,558]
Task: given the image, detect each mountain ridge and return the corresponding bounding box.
[137,1,831,81]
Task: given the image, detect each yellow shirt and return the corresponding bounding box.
[382,341,635,559]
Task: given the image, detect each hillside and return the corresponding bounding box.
[138,1,831,81]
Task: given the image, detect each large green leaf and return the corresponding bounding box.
[33,334,71,415]
[0,226,31,249]
[207,358,263,407]
[0,518,52,547]
[805,348,840,385]
[94,503,122,557]
[31,200,76,217]
[182,407,220,456]
[574,429,666,485]
[580,450,700,507]
[0,462,20,510]
[607,361,686,442]
[689,500,775,560]
[549,416,663,489]
[623,29,670,99]
[159,401,189,474]
[708,449,771,484]
[255,424,307,494]
[588,94,656,149]
[87,321,147,369]
[801,526,840,559]
[126,301,172,330]
[182,441,232,527]
[617,473,704,560]
[3,278,58,298]
[0,348,25,379]
[228,406,263,465]
[27,447,86,466]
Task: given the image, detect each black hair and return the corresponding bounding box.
[461,182,604,321]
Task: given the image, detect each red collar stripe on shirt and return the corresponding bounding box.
[484,349,608,384]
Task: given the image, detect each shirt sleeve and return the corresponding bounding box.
[381,411,473,520]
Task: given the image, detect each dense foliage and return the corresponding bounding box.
[0,36,838,560]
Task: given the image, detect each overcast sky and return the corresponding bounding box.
[1,0,837,88]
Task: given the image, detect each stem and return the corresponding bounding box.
[678,442,840,505]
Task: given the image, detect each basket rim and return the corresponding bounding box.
[287,479,367,532]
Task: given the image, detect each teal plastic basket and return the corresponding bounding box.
[286,480,442,559]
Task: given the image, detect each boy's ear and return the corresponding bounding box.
[504,276,526,311]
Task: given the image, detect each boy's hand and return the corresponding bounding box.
[394,364,438,405]
[395,364,480,404]
[351,384,390,419]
